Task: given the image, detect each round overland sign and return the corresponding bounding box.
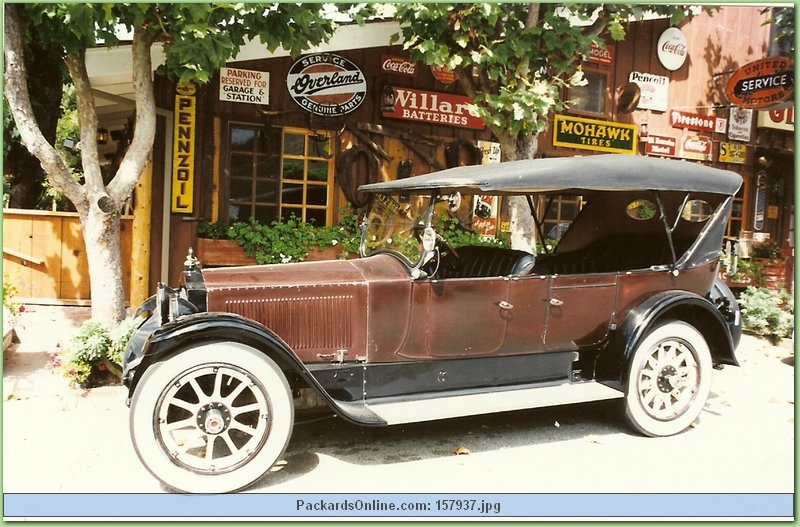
[287,53,367,116]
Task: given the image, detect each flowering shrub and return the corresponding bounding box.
[739,286,794,342]
[60,318,137,387]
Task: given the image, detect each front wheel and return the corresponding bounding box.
[130,342,294,493]
[624,321,712,437]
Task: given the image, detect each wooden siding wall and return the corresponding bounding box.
[2,209,133,304]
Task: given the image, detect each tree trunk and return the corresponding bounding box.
[81,204,127,324]
[496,131,540,254]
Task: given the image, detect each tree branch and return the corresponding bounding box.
[107,24,157,200]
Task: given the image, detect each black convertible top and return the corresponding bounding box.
[360,154,742,196]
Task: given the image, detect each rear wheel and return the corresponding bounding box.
[130,342,293,493]
[624,321,711,437]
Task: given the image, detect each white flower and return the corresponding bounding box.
[331,239,339,246]
[512,102,525,121]
[570,70,588,87]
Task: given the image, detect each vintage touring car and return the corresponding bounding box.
[123,154,742,493]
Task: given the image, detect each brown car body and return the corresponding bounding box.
[124,154,743,493]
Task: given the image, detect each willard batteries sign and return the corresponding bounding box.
[287,53,366,116]
[382,86,484,129]
[725,57,794,109]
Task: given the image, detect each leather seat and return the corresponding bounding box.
[439,246,535,279]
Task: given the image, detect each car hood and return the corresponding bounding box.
[200,255,411,363]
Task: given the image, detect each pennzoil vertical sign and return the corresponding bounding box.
[171,82,196,213]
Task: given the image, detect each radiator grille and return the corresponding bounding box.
[224,295,353,350]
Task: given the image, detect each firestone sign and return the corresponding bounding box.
[287,53,367,116]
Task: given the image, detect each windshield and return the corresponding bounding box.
[361,193,430,264]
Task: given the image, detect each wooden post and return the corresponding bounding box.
[130,157,153,309]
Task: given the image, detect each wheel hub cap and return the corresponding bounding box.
[197,402,231,435]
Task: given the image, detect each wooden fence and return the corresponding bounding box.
[2,209,133,305]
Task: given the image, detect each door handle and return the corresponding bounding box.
[498,300,514,310]
[549,298,564,307]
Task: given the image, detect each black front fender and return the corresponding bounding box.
[595,290,739,390]
[124,312,386,426]
[127,312,304,396]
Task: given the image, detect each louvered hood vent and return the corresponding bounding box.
[201,260,369,361]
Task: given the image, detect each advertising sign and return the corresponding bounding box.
[219,67,269,105]
[645,135,677,157]
[657,27,688,71]
[629,71,668,112]
[727,107,753,141]
[680,135,712,161]
[380,55,417,77]
[725,57,794,109]
[382,86,484,129]
[757,107,795,131]
[670,110,715,132]
[553,115,637,154]
[172,83,196,214]
[588,42,615,66]
[287,53,367,116]
[718,142,748,164]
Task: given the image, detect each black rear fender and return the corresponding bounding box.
[595,290,739,390]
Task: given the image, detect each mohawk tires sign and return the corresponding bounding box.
[287,53,366,116]
[553,115,637,154]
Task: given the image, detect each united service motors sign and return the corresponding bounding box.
[725,57,794,109]
[287,53,367,116]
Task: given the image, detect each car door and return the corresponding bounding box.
[543,274,618,351]
[424,277,510,357]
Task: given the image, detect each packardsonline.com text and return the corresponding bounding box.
[295,498,501,515]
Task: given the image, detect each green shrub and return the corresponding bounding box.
[739,286,794,341]
[61,318,137,387]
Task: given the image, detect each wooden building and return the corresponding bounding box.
[83,6,794,299]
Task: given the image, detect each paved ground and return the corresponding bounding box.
[2,304,795,499]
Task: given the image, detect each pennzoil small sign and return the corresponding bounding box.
[553,115,637,154]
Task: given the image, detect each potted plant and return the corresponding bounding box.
[750,239,786,289]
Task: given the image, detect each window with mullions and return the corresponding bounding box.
[280,129,334,226]
[226,125,334,225]
[539,195,583,243]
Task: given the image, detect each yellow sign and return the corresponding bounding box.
[553,115,637,154]
[171,84,196,213]
[718,142,747,164]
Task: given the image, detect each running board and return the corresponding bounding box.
[364,381,623,426]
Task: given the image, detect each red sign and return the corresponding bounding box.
[670,110,715,132]
[588,42,615,66]
[380,55,417,77]
[725,57,794,109]
[681,135,712,161]
[382,86,484,130]
[645,135,677,157]
[430,65,456,84]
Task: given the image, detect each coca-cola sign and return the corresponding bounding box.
[286,53,367,116]
[681,135,712,161]
[380,55,417,77]
[657,27,688,71]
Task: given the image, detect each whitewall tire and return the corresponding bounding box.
[130,342,294,493]
[624,320,712,437]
